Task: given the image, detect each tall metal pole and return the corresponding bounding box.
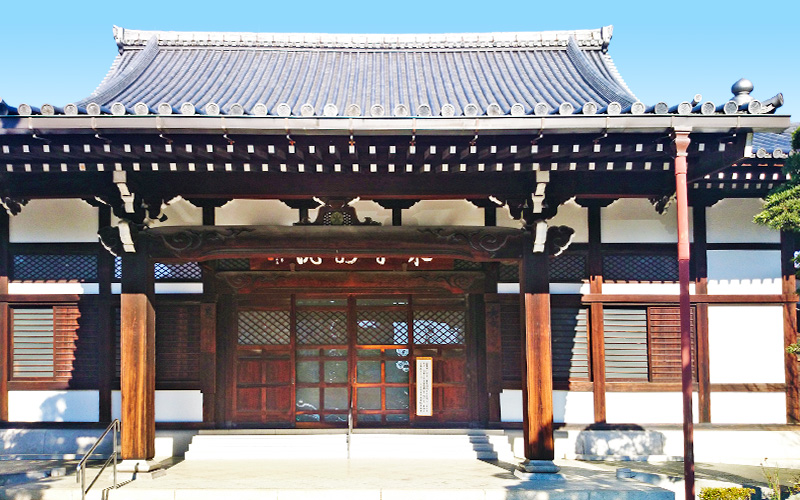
[673,128,695,500]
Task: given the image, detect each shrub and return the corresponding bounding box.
[699,487,756,500]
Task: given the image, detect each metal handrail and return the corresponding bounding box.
[76,419,119,500]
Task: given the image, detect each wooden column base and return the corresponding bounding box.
[522,292,554,460]
[120,293,156,460]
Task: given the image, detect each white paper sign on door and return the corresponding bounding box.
[416,357,433,416]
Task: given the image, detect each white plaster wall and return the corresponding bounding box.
[10,199,98,243]
[8,391,99,422]
[605,392,699,424]
[111,390,203,422]
[710,393,786,424]
[496,206,523,229]
[154,283,203,294]
[215,199,297,226]
[708,305,785,384]
[602,283,698,295]
[8,283,99,294]
[403,200,484,226]
[500,390,594,424]
[149,196,202,227]
[707,198,779,243]
[707,250,782,294]
[549,199,589,243]
[601,199,688,243]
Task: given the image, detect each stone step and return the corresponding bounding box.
[185,432,513,461]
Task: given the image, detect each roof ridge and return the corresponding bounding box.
[112,25,613,51]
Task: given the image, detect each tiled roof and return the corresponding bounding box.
[751,124,797,158]
[72,26,637,117]
[0,27,786,118]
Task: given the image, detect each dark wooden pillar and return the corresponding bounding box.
[520,237,554,460]
[781,231,800,423]
[586,202,606,423]
[97,206,114,422]
[200,205,218,424]
[692,204,711,423]
[120,248,156,460]
[0,211,8,422]
[673,128,695,500]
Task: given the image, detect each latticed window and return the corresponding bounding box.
[412,310,465,345]
[453,260,483,271]
[296,310,348,345]
[238,310,291,345]
[549,254,586,282]
[498,263,519,283]
[11,254,98,282]
[356,310,408,345]
[216,259,250,271]
[154,262,202,281]
[603,254,678,282]
[114,258,203,281]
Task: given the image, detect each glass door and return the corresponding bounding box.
[353,297,411,425]
[294,298,350,424]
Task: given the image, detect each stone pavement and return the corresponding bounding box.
[0,458,674,500]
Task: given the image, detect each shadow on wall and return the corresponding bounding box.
[575,424,666,457]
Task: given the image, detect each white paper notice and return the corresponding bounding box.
[416,357,433,416]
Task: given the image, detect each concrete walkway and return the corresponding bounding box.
[0,458,674,500]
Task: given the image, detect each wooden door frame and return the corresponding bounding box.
[221,289,479,428]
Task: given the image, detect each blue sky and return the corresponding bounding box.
[1,0,797,120]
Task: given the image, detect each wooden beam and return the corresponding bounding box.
[692,204,711,423]
[217,271,486,295]
[586,203,606,424]
[142,226,525,262]
[520,245,554,460]
[781,231,800,423]
[581,294,796,304]
[120,293,155,460]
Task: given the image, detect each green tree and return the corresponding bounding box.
[754,126,800,356]
[754,126,800,231]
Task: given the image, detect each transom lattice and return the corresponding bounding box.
[154,262,202,281]
[12,254,97,282]
[114,258,203,281]
[238,310,291,345]
[550,254,586,282]
[413,310,465,344]
[453,260,483,271]
[498,263,519,283]
[216,259,250,271]
[357,310,409,345]
[603,254,678,282]
[297,310,348,344]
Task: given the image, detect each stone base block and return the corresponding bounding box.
[518,460,560,473]
[118,459,161,473]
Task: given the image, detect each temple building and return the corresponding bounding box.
[0,25,795,465]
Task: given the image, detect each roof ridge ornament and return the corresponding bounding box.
[111,26,612,50]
